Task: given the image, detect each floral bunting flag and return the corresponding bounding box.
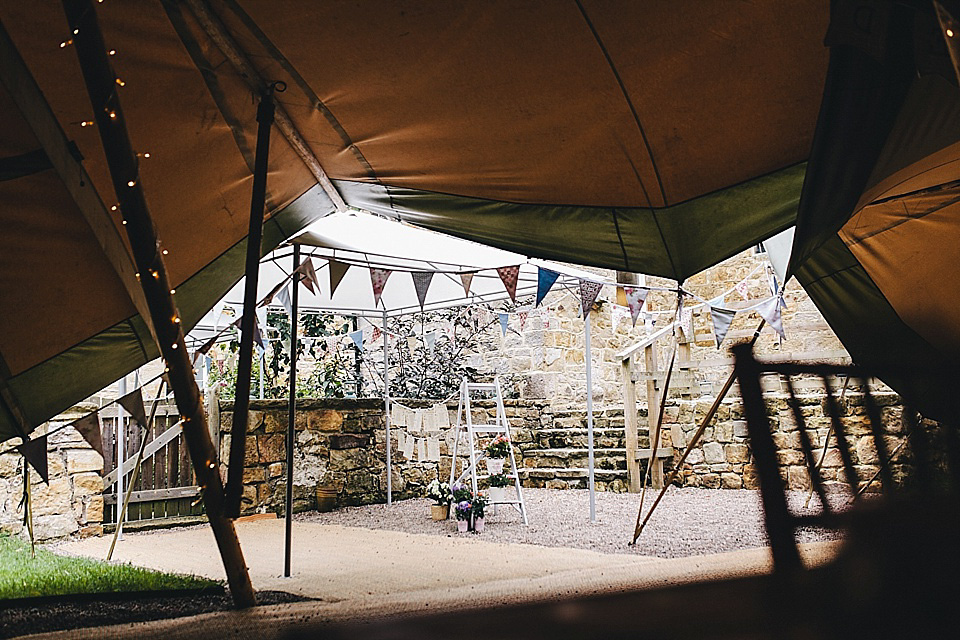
[459,272,476,297]
[497,266,520,302]
[517,310,528,332]
[756,296,786,339]
[735,279,750,300]
[118,388,148,430]
[579,280,603,319]
[370,268,392,306]
[371,326,382,342]
[17,435,49,484]
[411,271,434,310]
[536,268,560,307]
[499,313,509,337]
[678,305,695,341]
[612,305,631,333]
[71,411,104,458]
[329,259,351,297]
[624,286,648,327]
[297,258,319,294]
[709,305,737,349]
[349,329,365,351]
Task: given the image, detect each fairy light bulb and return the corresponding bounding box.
[127,179,135,187]
[948,29,955,37]
[115,78,125,87]
[108,49,116,56]
[60,39,73,48]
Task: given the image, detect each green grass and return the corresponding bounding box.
[0,535,222,600]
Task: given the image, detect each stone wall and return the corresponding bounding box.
[0,404,104,541]
[666,389,908,492]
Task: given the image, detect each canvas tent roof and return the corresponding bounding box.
[2,0,960,441]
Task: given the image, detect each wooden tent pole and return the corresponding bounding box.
[62,0,255,607]
[226,85,279,518]
[632,319,766,544]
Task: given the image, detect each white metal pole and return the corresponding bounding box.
[383,309,392,505]
[259,351,265,400]
[116,374,126,539]
[585,317,596,523]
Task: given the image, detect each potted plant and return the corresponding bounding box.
[471,492,488,532]
[451,481,472,504]
[484,435,510,475]
[425,479,451,520]
[454,500,472,532]
[487,473,511,503]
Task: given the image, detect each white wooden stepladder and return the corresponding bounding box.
[448,377,528,524]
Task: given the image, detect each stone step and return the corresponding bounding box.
[518,467,628,479]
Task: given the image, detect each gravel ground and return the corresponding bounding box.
[299,488,843,558]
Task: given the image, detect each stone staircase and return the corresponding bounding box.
[512,407,657,492]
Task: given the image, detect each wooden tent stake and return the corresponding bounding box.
[632,319,766,544]
[107,382,166,561]
[63,0,255,607]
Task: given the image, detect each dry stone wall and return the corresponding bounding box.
[0,404,104,541]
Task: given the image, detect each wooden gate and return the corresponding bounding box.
[100,400,203,523]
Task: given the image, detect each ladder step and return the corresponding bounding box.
[470,424,507,433]
[466,383,498,391]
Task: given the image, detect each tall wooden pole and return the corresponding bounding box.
[227,85,280,517]
[62,0,255,607]
[383,309,392,505]
[284,246,300,578]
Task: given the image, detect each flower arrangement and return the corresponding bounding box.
[451,481,472,503]
[454,500,472,521]
[471,492,488,520]
[425,479,452,506]
[487,473,512,488]
[485,435,510,459]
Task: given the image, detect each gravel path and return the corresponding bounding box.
[298,488,842,558]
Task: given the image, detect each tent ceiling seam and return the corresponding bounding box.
[221,0,382,188]
[610,208,631,271]
[574,0,667,207]
[843,185,960,247]
[183,0,347,212]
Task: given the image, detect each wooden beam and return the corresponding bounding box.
[62,0,255,607]
[104,486,200,504]
[0,19,158,348]
[616,324,674,361]
[621,358,641,492]
[182,0,347,212]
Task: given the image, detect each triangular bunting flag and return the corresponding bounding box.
[277,285,293,316]
[411,272,434,310]
[212,300,226,330]
[678,305,695,341]
[735,279,750,300]
[579,280,603,319]
[459,272,476,297]
[349,329,365,351]
[709,305,737,349]
[536,268,560,307]
[260,278,288,307]
[371,326,382,342]
[72,411,104,458]
[497,266,520,302]
[297,258,320,294]
[517,311,528,332]
[624,287,648,327]
[407,335,418,352]
[370,268,392,306]
[328,259,350,296]
[499,313,509,336]
[757,296,786,339]
[252,313,266,352]
[194,335,217,362]
[17,435,48,484]
[425,331,437,356]
[118,388,148,429]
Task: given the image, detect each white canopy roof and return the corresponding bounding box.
[190,211,601,341]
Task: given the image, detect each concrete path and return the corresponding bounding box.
[35,519,839,640]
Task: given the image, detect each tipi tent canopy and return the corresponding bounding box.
[2,0,960,441]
